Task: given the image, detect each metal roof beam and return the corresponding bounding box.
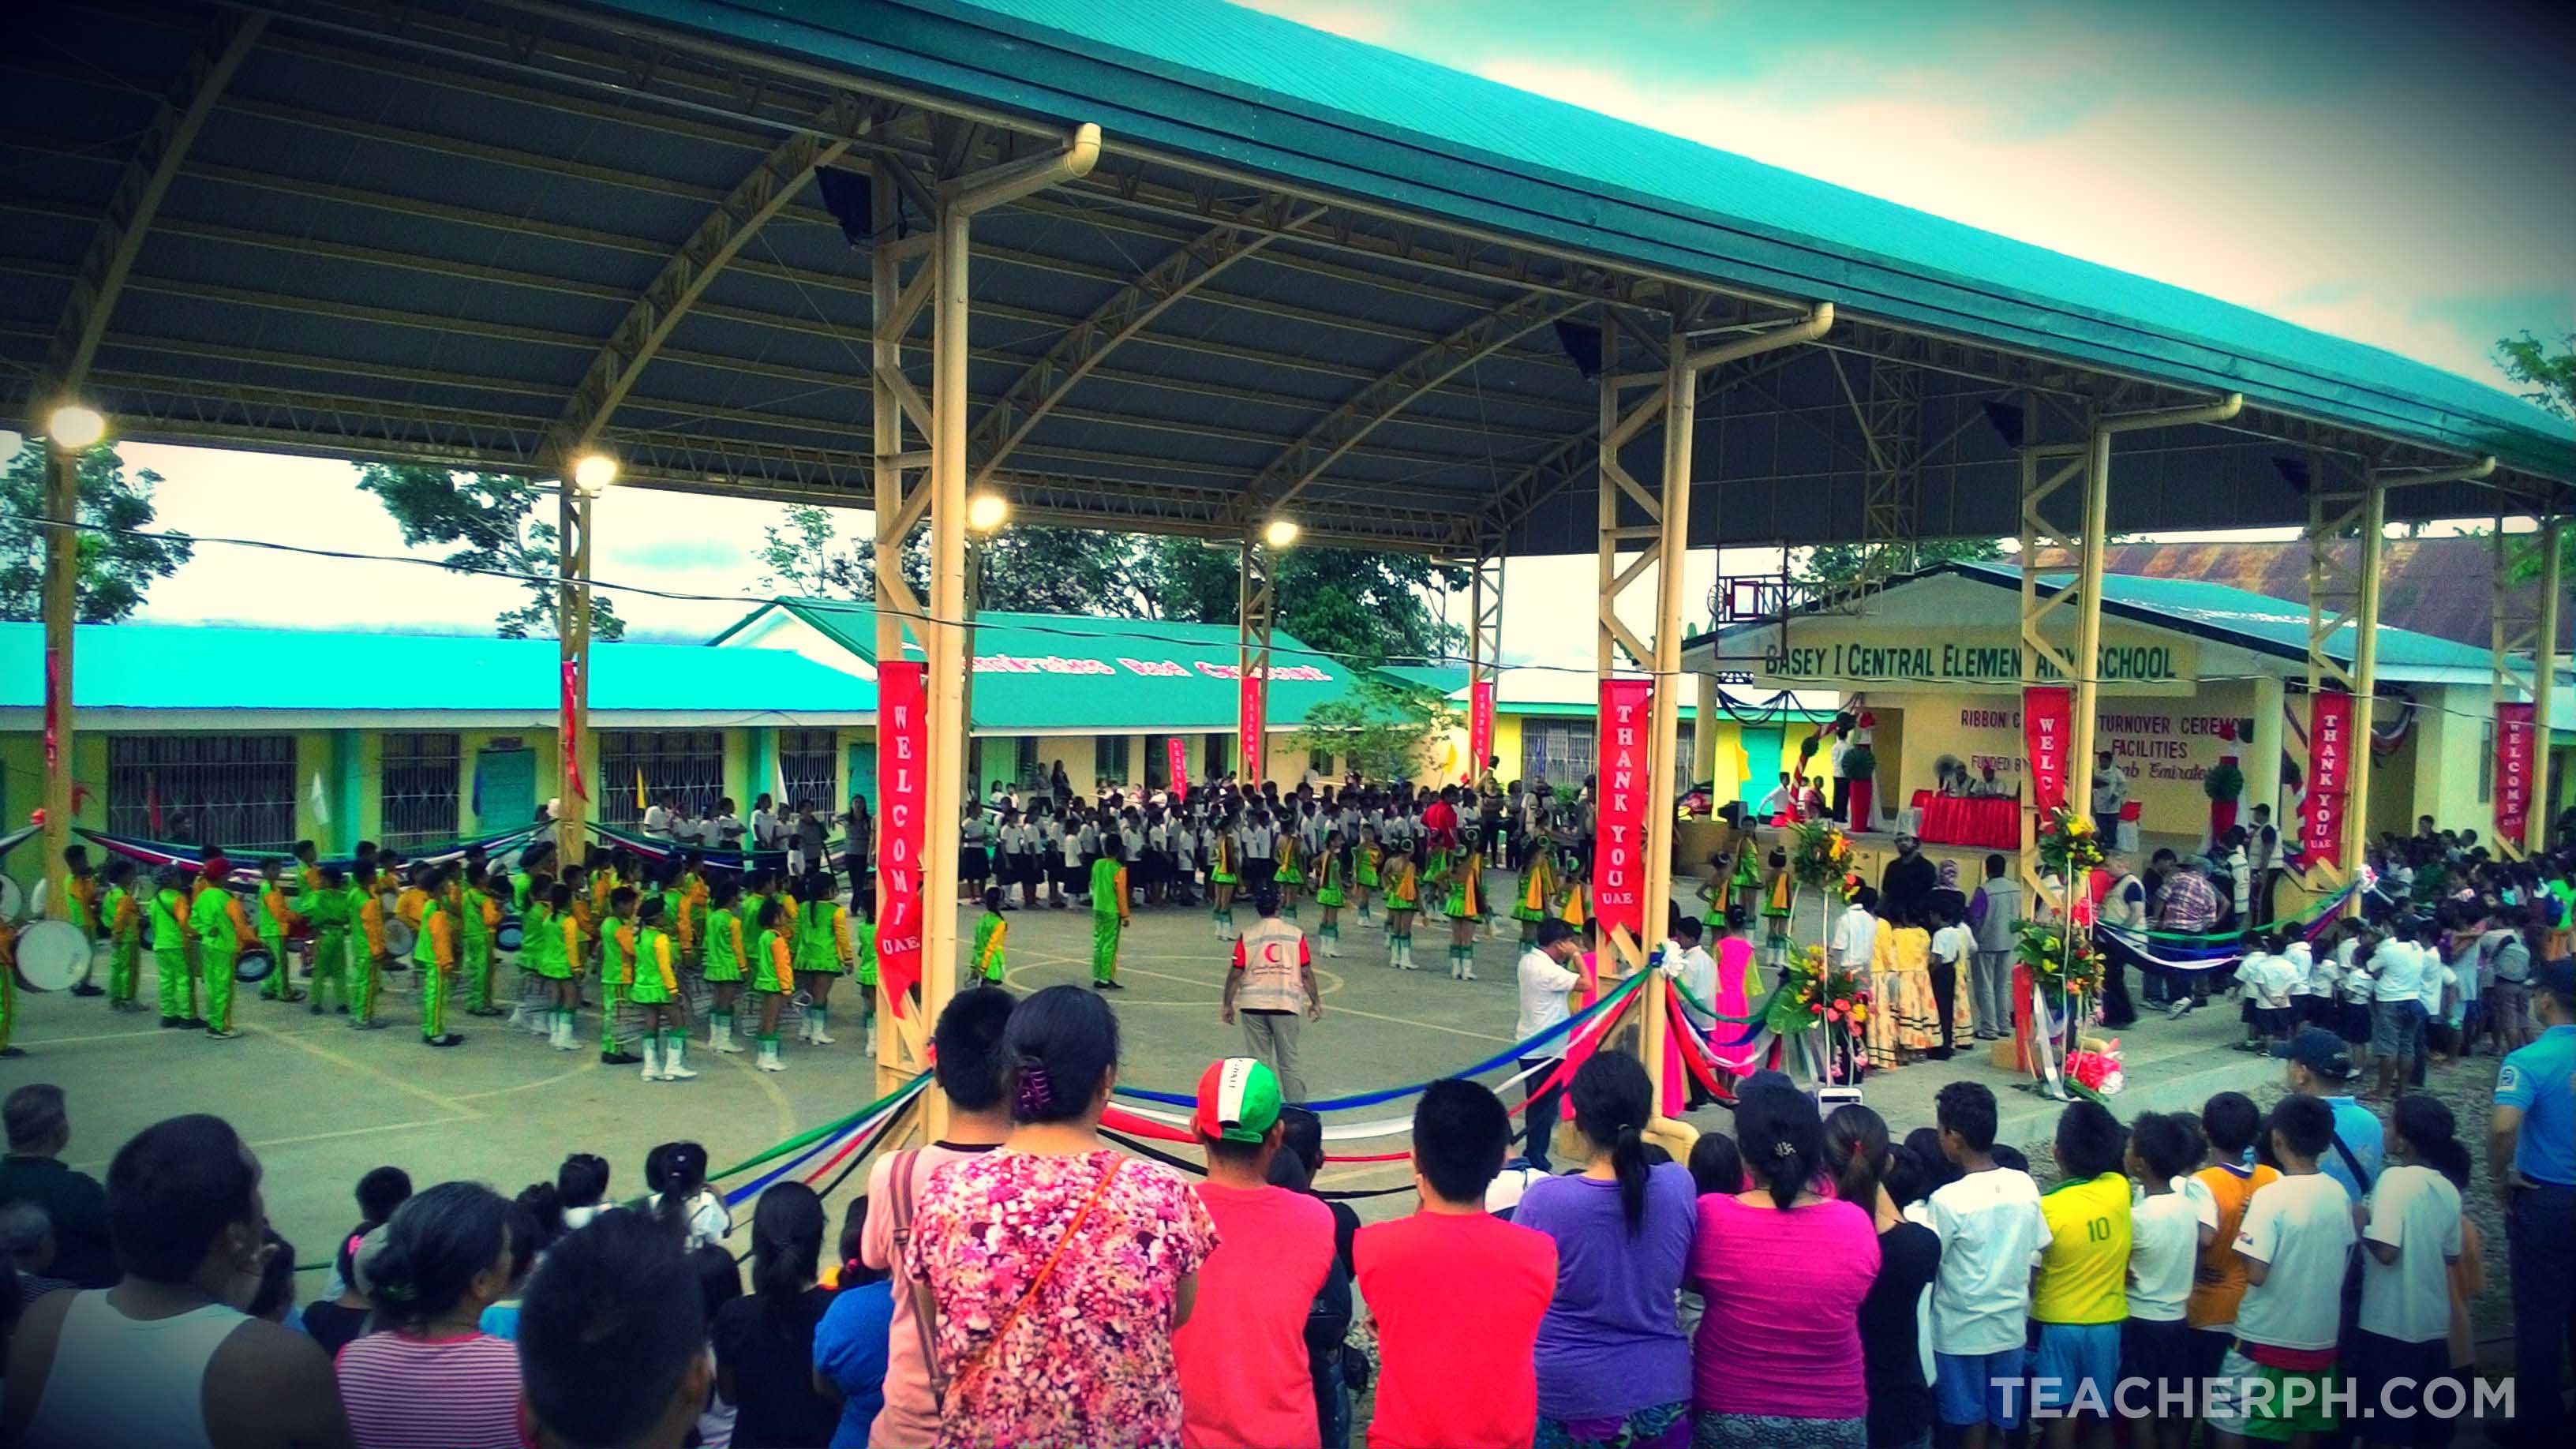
[32,9,264,416]
[1225,288,1594,529]
[549,91,882,461]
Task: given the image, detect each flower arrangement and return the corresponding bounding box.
[2036,805,2105,876]
[2065,1036,2125,1098]
[1788,818,1854,891]
[1765,945,1871,1037]
[2012,918,2106,1002]
[2201,760,2245,803]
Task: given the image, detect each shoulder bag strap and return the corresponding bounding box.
[2330,1132,2374,1196]
[887,1148,948,1410]
[945,1158,1123,1417]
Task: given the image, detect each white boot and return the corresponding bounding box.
[1324,932,1342,958]
[809,1008,836,1046]
[758,1035,785,1072]
[551,1011,571,1050]
[863,1014,877,1056]
[713,1017,743,1054]
[661,1033,698,1080]
[640,1037,662,1082]
[1399,939,1416,971]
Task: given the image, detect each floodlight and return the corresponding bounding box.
[47,403,106,450]
[968,492,1009,532]
[571,451,620,495]
[1263,517,1301,549]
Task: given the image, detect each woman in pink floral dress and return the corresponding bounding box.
[903,984,1216,1449]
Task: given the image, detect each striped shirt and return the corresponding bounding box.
[335,1331,522,1449]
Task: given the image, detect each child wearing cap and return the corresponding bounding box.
[1173,1058,1339,1449]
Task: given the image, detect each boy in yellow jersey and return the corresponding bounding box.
[598,886,643,1065]
[350,870,389,1028]
[2031,1099,2132,1440]
[297,863,351,1017]
[460,867,503,1017]
[191,866,258,1039]
[699,880,747,1054]
[749,898,795,1073]
[101,859,144,1011]
[413,865,465,1048]
[627,897,695,1082]
[254,858,305,1004]
[1088,838,1131,990]
[973,886,1009,986]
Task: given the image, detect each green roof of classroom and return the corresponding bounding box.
[1690,563,2496,676]
[0,623,878,716]
[593,0,2573,481]
[711,600,1359,732]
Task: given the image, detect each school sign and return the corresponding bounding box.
[1755,627,2196,697]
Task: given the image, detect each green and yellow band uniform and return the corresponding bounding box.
[148,885,193,1021]
[1514,847,1557,924]
[1315,851,1347,909]
[1273,833,1304,887]
[193,882,256,1034]
[973,908,1007,983]
[599,918,634,1054]
[256,880,302,1002]
[627,925,678,1006]
[296,882,350,1013]
[63,871,99,942]
[1088,856,1129,985]
[350,884,387,1023]
[103,881,142,1005]
[414,897,457,1041]
[700,904,743,984]
[752,928,793,994]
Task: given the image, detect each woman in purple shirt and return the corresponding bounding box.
[1511,1054,1696,1449]
[1686,1081,1881,1449]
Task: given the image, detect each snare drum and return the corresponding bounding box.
[495,915,524,953]
[12,920,89,991]
[0,874,23,922]
[384,918,418,959]
[234,947,276,983]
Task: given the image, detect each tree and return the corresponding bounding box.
[2497,329,2576,584]
[0,438,194,622]
[1793,537,2002,590]
[1286,679,1457,782]
[355,464,623,640]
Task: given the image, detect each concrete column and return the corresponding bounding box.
[1693,672,1721,787]
[2247,673,2286,834]
[39,447,77,918]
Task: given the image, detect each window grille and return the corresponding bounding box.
[108,735,298,851]
[597,730,726,829]
[1521,724,1595,792]
[1094,734,1131,788]
[778,728,838,813]
[380,732,462,849]
[1014,737,1041,786]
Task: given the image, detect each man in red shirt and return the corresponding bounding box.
[1356,1078,1557,1449]
[1423,788,1460,845]
[1174,1058,1339,1449]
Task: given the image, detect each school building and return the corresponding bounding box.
[1380,662,1840,804]
[1686,561,2570,848]
[0,623,878,896]
[711,598,1368,798]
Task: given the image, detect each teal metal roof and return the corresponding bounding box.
[605,0,2574,479]
[1372,664,1470,695]
[716,599,1360,732]
[0,623,878,716]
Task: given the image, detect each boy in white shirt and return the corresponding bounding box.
[2121,1112,2218,1449]
[2369,924,2431,1101]
[1831,890,1881,975]
[1930,906,1975,1061]
[2203,1095,2356,1449]
[1923,1081,2050,1449]
[2351,1093,2466,1446]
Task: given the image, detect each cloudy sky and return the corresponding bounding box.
[31,0,2575,660]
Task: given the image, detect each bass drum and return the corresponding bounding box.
[495,915,524,953]
[383,917,417,960]
[0,874,22,922]
[233,947,276,983]
[12,920,89,991]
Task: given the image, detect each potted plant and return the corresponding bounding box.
[2203,755,2245,840]
[1841,744,1878,829]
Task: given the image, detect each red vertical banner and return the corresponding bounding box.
[42,644,62,769]
[1593,679,1653,937]
[1466,678,1496,784]
[1238,668,1266,783]
[558,658,587,801]
[2023,686,2072,813]
[875,662,927,1017]
[1166,736,1189,803]
[2495,701,2536,849]
[2302,691,2354,868]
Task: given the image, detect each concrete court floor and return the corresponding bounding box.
[6,872,2266,1297]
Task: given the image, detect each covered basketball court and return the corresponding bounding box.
[10,0,2572,1119]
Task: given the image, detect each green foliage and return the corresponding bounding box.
[0,438,193,623]
[2494,330,2575,584]
[1794,537,2003,590]
[356,464,623,641]
[786,507,1467,665]
[1840,745,1876,779]
[1285,679,1457,783]
[2202,759,2244,803]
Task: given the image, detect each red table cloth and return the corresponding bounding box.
[1911,791,2020,849]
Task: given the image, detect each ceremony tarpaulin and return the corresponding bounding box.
[74,825,543,886]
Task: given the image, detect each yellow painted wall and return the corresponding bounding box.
[1880,683,2263,837]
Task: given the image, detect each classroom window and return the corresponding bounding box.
[1202,732,1226,780]
[1014,737,1042,785]
[1309,748,1336,777]
[778,728,839,813]
[379,732,462,849]
[108,734,298,852]
[1675,722,1696,794]
[1522,723,1594,790]
[1094,734,1131,786]
[597,730,726,829]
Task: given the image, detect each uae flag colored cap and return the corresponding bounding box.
[1193,1058,1283,1144]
